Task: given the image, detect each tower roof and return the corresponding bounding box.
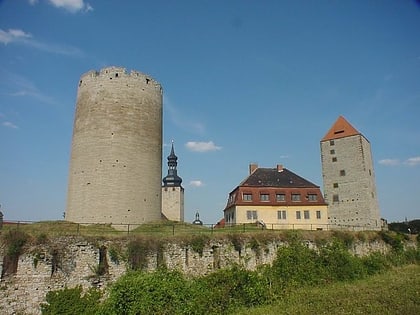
[321,116,361,141]
[163,141,183,187]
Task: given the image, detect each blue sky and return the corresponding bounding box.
[1,0,419,224]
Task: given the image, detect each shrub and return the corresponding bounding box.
[380,231,405,252]
[188,234,209,257]
[317,240,366,282]
[3,230,29,257]
[41,286,101,315]
[126,238,153,270]
[331,230,355,248]
[270,242,320,290]
[101,268,194,315]
[361,251,390,275]
[193,266,271,314]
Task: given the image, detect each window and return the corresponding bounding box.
[276,193,286,201]
[277,210,287,220]
[316,210,321,219]
[243,193,252,201]
[330,140,335,145]
[307,194,317,201]
[340,170,346,176]
[291,194,301,202]
[296,211,301,220]
[332,157,337,162]
[304,210,310,219]
[330,149,335,154]
[333,194,339,202]
[333,183,338,188]
[260,194,270,201]
[246,210,258,220]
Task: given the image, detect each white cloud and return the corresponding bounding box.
[2,121,18,129]
[0,28,83,57]
[404,156,420,167]
[185,141,222,152]
[378,159,400,166]
[189,180,204,187]
[0,29,32,45]
[47,0,93,13]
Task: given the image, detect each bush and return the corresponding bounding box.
[3,230,29,257]
[188,234,209,257]
[270,241,320,290]
[193,266,271,314]
[361,252,390,275]
[101,268,194,315]
[380,231,405,252]
[41,286,101,315]
[317,240,366,282]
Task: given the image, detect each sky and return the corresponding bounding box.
[0,0,419,225]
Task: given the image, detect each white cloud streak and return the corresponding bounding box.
[47,0,93,13]
[0,28,83,57]
[379,157,420,167]
[404,156,420,167]
[2,121,18,129]
[185,141,222,152]
[189,180,204,187]
[378,159,400,166]
[0,29,32,44]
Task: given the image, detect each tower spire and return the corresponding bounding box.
[163,141,182,187]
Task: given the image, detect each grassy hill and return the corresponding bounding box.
[234,264,420,315]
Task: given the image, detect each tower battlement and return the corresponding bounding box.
[78,66,162,93]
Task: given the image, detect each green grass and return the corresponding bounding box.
[234,264,420,315]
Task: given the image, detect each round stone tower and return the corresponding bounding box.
[66,66,163,227]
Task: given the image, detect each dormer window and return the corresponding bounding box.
[243,193,252,201]
[291,194,301,202]
[260,194,270,201]
[307,194,317,201]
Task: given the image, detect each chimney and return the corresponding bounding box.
[249,163,258,174]
[277,164,283,172]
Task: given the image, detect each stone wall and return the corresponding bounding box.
[0,236,391,315]
[66,66,163,227]
[321,134,381,230]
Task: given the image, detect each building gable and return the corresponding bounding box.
[321,115,361,142]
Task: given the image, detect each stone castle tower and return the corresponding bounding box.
[320,116,381,230]
[66,66,163,226]
[162,142,184,221]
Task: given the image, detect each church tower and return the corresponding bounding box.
[320,116,381,230]
[162,141,184,221]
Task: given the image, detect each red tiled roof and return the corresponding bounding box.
[321,116,360,141]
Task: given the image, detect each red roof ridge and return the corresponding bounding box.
[321,115,361,141]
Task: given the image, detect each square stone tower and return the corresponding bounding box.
[320,116,381,230]
[162,141,184,221]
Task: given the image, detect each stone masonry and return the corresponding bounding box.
[321,116,381,230]
[0,236,392,315]
[66,67,163,227]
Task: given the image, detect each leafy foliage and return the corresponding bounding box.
[188,234,209,257]
[41,286,101,315]
[100,268,194,315]
[41,235,420,315]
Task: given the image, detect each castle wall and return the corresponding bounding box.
[321,134,381,230]
[0,236,391,315]
[66,67,163,226]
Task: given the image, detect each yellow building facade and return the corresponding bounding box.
[224,164,328,230]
